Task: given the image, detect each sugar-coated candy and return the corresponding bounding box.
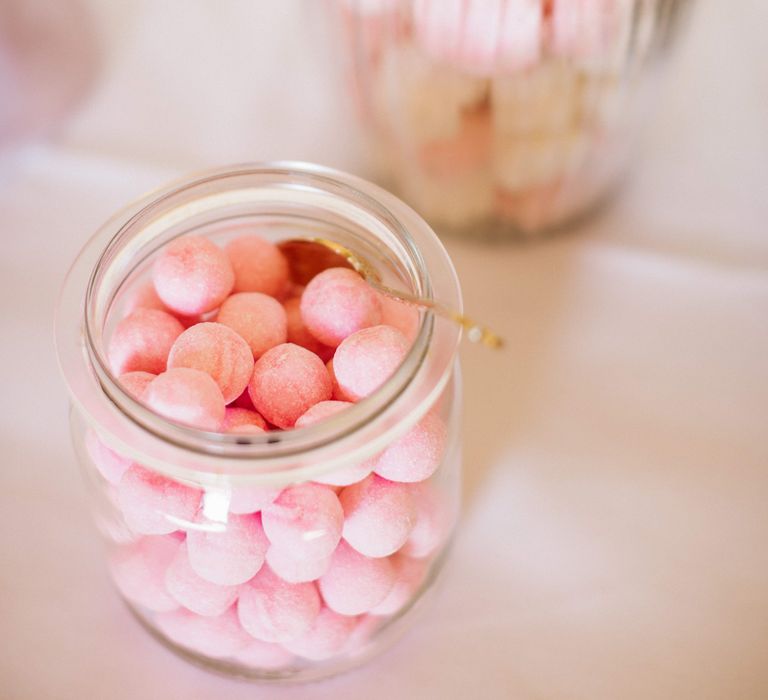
[344,614,382,653]
[237,565,321,643]
[108,309,184,375]
[326,358,351,402]
[318,541,395,616]
[377,293,420,344]
[152,235,234,315]
[300,268,382,347]
[373,412,447,483]
[117,465,201,535]
[144,368,226,431]
[283,607,358,661]
[216,292,287,359]
[123,279,168,315]
[340,474,416,558]
[186,512,269,586]
[156,605,252,658]
[369,554,427,616]
[225,234,290,298]
[165,543,240,617]
[118,371,156,400]
[265,546,332,584]
[402,481,451,558]
[261,483,343,562]
[221,407,268,433]
[109,535,181,613]
[294,400,352,428]
[167,322,254,404]
[248,344,332,429]
[229,483,281,515]
[283,296,334,362]
[234,639,295,670]
[85,429,132,484]
[333,325,409,401]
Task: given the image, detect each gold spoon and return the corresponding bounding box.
[277,238,503,349]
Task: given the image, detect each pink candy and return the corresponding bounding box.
[283,296,334,362]
[249,343,332,429]
[216,292,287,359]
[221,407,268,433]
[152,235,234,315]
[167,322,253,404]
[294,400,352,429]
[283,607,358,660]
[118,371,156,400]
[144,368,226,431]
[373,412,447,483]
[234,639,295,669]
[108,309,184,375]
[85,429,132,485]
[300,268,382,347]
[228,483,281,515]
[369,554,427,616]
[156,605,252,658]
[402,481,451,559]
[265,546,332,584]
[225,234,290,297]
[378,293,420,343]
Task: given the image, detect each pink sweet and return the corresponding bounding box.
[156,605,252,658]
[225,234,290,298]
[333,325,409,401]
[265,546,332,584]
[234,640,295,670]
[144,368,226,431]
[550,0,621,59]
[109,535,181,613]
[237,565,321,643]
[373,412,447,483]
[167,322,254,404]
[118,371,156,400]
[377,293,420,344]
[248,343,332,429]
[340,474,417,558]
[300,268,382,347]
[229,483,281,515]
[123,279,167,315]
[318,541,395,616]
[165,542,240,617]
[345,614,382,653]
[402,481,451,559]
[85,429,132,484]
[117,465,201,535]
[186,512,269,586]
[294,400,352,428]
[107,308,184,375]
[261,483,343,562]
[221,407,268,433]
[283,296,334,362]
[369,554,427,616]
[283,607,358,661]
[326,358,351,401]
[216,292,287,359]
[152,235,234,315]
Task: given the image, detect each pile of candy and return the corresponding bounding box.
[85,232,454,669]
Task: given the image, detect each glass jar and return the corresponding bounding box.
[331,0,691,238]
[54,163,463,682]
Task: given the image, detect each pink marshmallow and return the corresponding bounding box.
[85,428,132,485]
[167,322,254,404]
[265,546,332,584]
[234,639,295,670]
[340,474,417,558]
[237,565,321,643]
[144,368,226,431]
[373,412,447,483]
[300,268,382,348]
[229,483,281,515]
[107,308,184,375]
[152,235,234,315]
[261,483,343,562]
[377,293,420,344]
[186,512,269,586]
[156,605,252,658]
[318,541,396,615]
[165,542,240,617]
[283,296,334,362]
[333,325,409,402]
[248,343,332,429]
[109,535,181,613]
[216,292,287,359]
[369,554,427,616]
[225,234,290,298]
[117,465,201,535]
[283,607,358,661]
[402,481,452,559]
[118,371,156,400]
[221,407,268,433]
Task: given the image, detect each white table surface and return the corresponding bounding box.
[1,1,767,698]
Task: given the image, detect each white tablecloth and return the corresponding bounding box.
[1,1,766,698]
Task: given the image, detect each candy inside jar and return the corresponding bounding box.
[56,163,464,682]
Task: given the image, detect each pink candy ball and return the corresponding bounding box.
[234,640,295,670]
[333,325,409,402]
[318,541,395,616]
[152,235,234,315]
[283,607,358,661]
[228,483,281,515]
[550,0,620,59]
[378,293,420,344]
[294,400,352,428]
[167,322,254,404]
[248,344,332,429]
[265,546,332,584]
[369,554,427,616]
[225,234,290,298]
[402,481,452,559]
[284,296,334,362]
[144,368,226,431]
[123,279,168,315]
[261,483,343,562]
[340,474,417,558]
[118,371,156,400]
[300,268,382,347]
[85,429,132,485]
[109,535,181,613]
[237,565,321,643]
[221,407,268,433]
[156,605,252,658]
[186,512,269,586]
[108,308,184,375]
[216,292,288,359]
[373,412,447,483]
[326,358,350,402]
[117,465,201,535]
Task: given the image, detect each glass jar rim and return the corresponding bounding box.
[55,162,462,486]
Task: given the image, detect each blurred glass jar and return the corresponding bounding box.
[331,0,690,237]
[55,163,463,682]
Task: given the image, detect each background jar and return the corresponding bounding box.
[55,163,463,682]
[331,0,691,238]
